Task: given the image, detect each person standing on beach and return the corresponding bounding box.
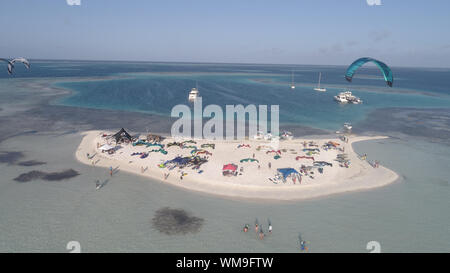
[268,224,272,234]
[268,162,271,169]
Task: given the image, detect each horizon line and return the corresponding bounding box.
[6,57,450,70]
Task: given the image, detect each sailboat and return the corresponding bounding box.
[290,70,295,89]
[314,72,326,92]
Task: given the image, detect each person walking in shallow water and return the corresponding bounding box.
[243,224,249,232]
[259,229,265,240]
[109,166,113,177]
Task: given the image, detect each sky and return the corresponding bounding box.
[1,0,450,67]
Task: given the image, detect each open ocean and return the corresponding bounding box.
[0,61,449,252]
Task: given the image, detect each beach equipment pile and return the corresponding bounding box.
[237,144,251,148]
[296,155,315,161]
[167,142,184,148]
[313,161,333,167]
[133,140,165,148]
[240,158,259,163]
[161,155,208,170]
[201,143,215,149]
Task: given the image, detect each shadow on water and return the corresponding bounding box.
[152,207,204,235]
[13,169,80,183]
[17,160,47,167]
[0,151,24,165]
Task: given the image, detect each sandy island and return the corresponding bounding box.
[75,131,399,201]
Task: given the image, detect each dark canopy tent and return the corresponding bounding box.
[277,168,300,180]
[113,128,133,143]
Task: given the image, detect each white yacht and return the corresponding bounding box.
[188,82,200,102]
[334,91,350,103]
[281,131,294,140]
[343,123,352,131]
[349,96,362,104]
[313,72,326,92]
[334,90,362,104]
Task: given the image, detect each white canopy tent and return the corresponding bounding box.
[99,144,115,151]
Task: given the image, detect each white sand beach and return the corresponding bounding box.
[75,130,399,201]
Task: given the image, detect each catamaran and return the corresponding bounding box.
[334,90,362,104]
[290,70,295,89]
[314,72,326,92]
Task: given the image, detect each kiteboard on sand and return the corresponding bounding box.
[95,180,103,190]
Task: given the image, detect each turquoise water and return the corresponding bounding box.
[48,62,450,131]
[0,61,449,252]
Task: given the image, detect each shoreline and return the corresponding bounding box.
[75,130,399,201]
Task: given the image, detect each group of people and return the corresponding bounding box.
[242,221,308,251]
[243,220,272,240]
[360,153,381,168]
[373,160,380,168]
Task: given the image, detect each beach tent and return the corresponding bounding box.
[99,144,115,151]
[222,164,238,176]
[113,128,133,143]
[277,168,300,180]
[223,164,237,171]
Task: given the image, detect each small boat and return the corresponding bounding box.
[188,82,200,102]
[290,70,295,89]
[343,123,352,131]
[281,131,293,140]
[313,72,326,92]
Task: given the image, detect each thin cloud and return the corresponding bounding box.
[370,30,391,42]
